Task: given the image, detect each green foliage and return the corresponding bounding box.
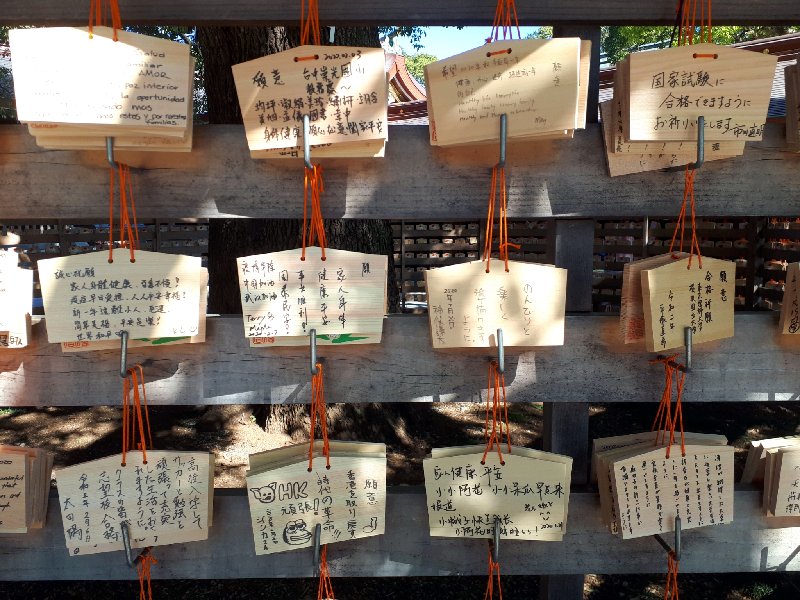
[527,26,553,40]
[380,26,427,51]
[404,53,438,83]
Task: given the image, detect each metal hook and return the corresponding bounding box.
[313,523,322,569]
[495,328,505,375]
[684,327,692,372]
[119,330,129,378]
[665,116,704,172]
[489,516,501,563]
[497,114,507,168]
[120,521,150,568]
[303,114,313,169]
[105,136,117,170]
[309,329,320,375]
[654,515,681,561]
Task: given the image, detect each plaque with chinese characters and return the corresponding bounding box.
[424,260,567,348]
[766,447,800,517]
[641,256,735,352]
[424,38,582,146]
[423,446,572,541]
[10,27,192,138]
[55,451,214,556]
[237,247,386,341]
[610,444,734,539]
[232,45,388,152]
[625,43,777,142]
[246,441,386,555]
[38,249,203,344]
[779,262,800,334]
[0,252,33,349]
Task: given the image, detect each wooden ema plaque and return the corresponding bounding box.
[741,436,800,485]
[56,451,214,556]
[779,262,800,334]
[423,446,572,541]
[424,260,567,348]
[610,444,735,540]
[425,38,582,147]
[785,64,800,151]
[625,43,777,142]
[10,27,192,136]
[38,249,203,344]
[232,45,388,152]
[0,253,33,349]
[237,247,387,341]
[250,138,386,160]
[0,446,54,534]
[246,441,386,555]
[249,332,380,347]
[764,447,800,517]
[60,267,208,352]
[641,256,735,352]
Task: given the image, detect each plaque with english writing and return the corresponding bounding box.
[424,259,567,348]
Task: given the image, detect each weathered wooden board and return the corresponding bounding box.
[4,314,800,406]
[0,489,798,579]
[1,124,799,219]
[2,1,799,26]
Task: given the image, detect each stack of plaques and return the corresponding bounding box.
[423,445,572,541]
[246,441,386,555]
[742,436,800,520]
[0,445,54,534]
[232,45,388,158]
[10,27,194,152]
[424,38,590,146]
[593,432,733,538]
[0,248,32,349]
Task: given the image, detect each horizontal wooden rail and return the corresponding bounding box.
[1,314,798,406]
[0,488,796,579]
[1,0,799,26]
[1,124,798,220]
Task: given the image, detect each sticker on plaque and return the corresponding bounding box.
[424,38,582,146]
[10,27,192,136]
[55,451,214,556]
[237,247,386,340]
[246,442,386,555]
[0,252,33,349]
[424,260,567,348]
[38,249,203,344]
[641,256,735,352]
[625,43,777,142]
[232,45,388,153]
[423,447,572,541]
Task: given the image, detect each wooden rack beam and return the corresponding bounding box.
[2,124,796,220]
[0,489,796,580]
[2,0,799,26]
[1,314,798,407]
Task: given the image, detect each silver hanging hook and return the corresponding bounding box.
[684,327,692,372]
[309,329,320,375]
[497,114,507,168]
[653,515,682,562]
[119,330,129,378]
[313,523,322,569]
[496,328,505,375]
[490,516,501,563]
[689,116,704,170]
[303,114,313,169]
[105,136,118,170]
[120,521,149,568]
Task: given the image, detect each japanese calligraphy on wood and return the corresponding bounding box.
[232,45,388,152]
[611,444,735,539]
[741,436,800,484]
[38,249,203,343]
[423,446,572,541]
[425,38,583,146]
[779,262,800,334]
[237,247,386,341]
[246,441,386,555]
[0,252,33,349]
[766,448,800,517]
[641,256,735,352]
[10,27,192,137]
[55,451,214,556]
[424,260,566,348]
[626,44,777,142]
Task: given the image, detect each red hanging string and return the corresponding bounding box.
[648,356,687,460]
[484,547,504,599]
[486,0,521,43]
[121,365,153,466]
[137,549,157,600]
[301,165,327,262]
[664,550,680,599]
[308,363,331,471]
[667,166,702,270]
[108,162,138,264]
[88,0,122,40]
[483,166,519,273]
[317,545,335,600]
[675,0,713,46]
[300,0,322,46]
[482,360,511,465]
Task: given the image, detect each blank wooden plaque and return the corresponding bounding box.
[425,259,567,348]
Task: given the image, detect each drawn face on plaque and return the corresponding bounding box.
[283,519,313,545]
[249,483,277,504]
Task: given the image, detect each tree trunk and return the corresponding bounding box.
[197,25,398,315]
